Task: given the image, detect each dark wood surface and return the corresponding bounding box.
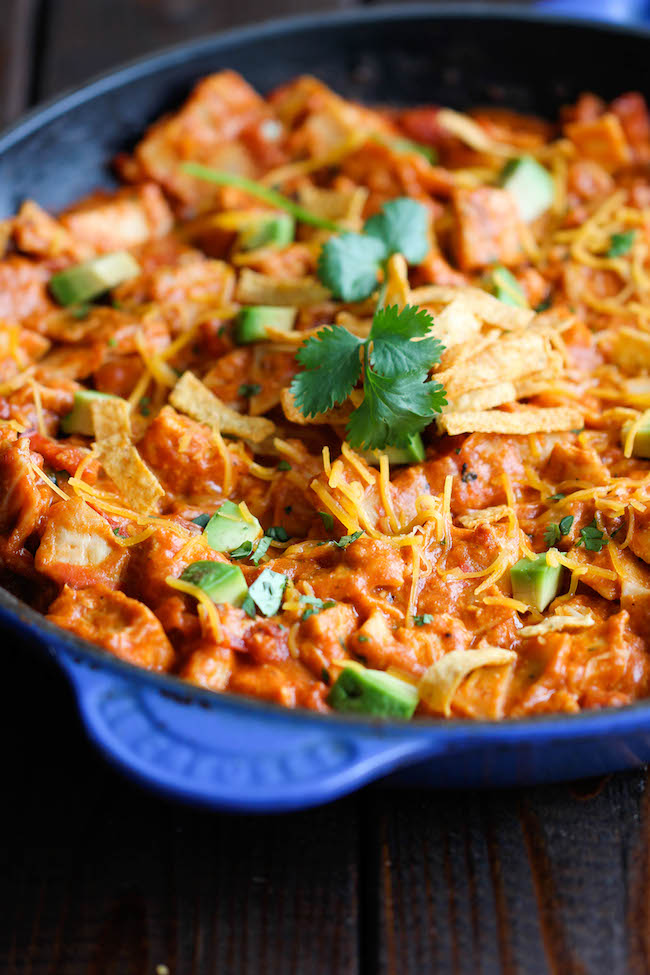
[2,2,649,973]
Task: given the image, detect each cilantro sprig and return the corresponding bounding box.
[291,304,445,450]
[543,515,574,548]
[575,518,607,552]
[318,197,429,301]
[607,230,636,257]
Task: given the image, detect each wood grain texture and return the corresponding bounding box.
[0,0,40,125]
[0,644,360,975]
[36,0,354,102]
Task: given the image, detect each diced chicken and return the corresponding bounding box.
[565,114,631,171]
[46,584,175,671]
[611,93,650,161]
[543,442,610,486]
[451,187,524,271]
[134,71,285,211]
[34,498,128,588]
[12,200,91,262]
[59,183,173,253]
[0,325,50,383]
[0,437,52,574]
[0,257,55,323]
[137,405,245,499]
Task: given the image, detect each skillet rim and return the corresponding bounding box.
[3,1,650,739]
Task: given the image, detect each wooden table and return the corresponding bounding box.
[2,2,649,972]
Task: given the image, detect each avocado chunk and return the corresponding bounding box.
[180,561,248,607]
[49,251,140,306]
[237,213,295,251]
[622,419,650,459]
[360,433,425,466]
[235,305,296,344]
[499,155,554,222]
[510,551,563,611]
[60,389,116,436]
[483,266,528,308]
[328,664,419,719]
[203,500,262,553]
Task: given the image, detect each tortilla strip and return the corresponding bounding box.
[439,406,583,436]
[297,184,368,226]
[418,646,517,716]
[436,331,548,398]
[519,614,595,638]
[170,370,275,443]
[609,327,650,374]
[384,253,410,309]
[427,296,482,351]
[90,396,131,441]
[410,284,535,330]
[236,268,330,306]
[446,381,516,413]
[94,433,164,514]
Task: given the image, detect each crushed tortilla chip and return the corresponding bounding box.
[94,433,164,514]
[297,184,368,226]
[281,387,360,426]
[439,406,583,436]
[447,381,516,413]
[457,505,511,528]
[427,296,482,351]
[418,645,517,716]
[170,370,275,443]
[411,284,535,331]
[90,396,131,441]
[436,331,548,398]
[608,327,650,374]
[236,268,330,306]
[437,109,517,157]
[518,614,595,638]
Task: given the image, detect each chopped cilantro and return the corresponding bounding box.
[319,511,335,532]
[607,230,636,257]
[266,526,288,542]
[334,530,363,549]
[321,668,331,685]
[544,515,574,548]
[357,635,369,643]
[291,304,446,451]
[454,447,462,455]
[548,493,565,502]
[559,515,574,535]
[413,614,433,626]
[242,593,257,618]
[299,594,336,621]
[284,505,292,515]
[139,396,151,417]
[191,513,211,529]
[69,304,91,320]
[248,568,287,616]
[571,427,584,435]
[113,527,127,538]
[230,540,253,559]
[535,297,552,313]
[277,460,292,471]
[238,383,261,398]
[460,463,477,483]
[576,518,607,552]
[107,337,118,348]
[251,535,272,565]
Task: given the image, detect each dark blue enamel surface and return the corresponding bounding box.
[3,5,650,810]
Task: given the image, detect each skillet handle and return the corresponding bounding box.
[534,0,648,21]
[56,651,434,812]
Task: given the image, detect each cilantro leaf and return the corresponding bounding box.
[607,230,636,257]
[317,232,386,301]
[369,305,444,377]
[266,526,289,542]
[347,365,446,449]
[575,519,607,552]
[364,197,429,265]
[238,383,261,398]
[251,535,272,565]
[544,523,561,548]
[319,511,334,532]
[290,326,362,416]
[230,540,253,559]
[334,530,363,549]
[413,613,433,626]
[299,594,337,620]
[242,593,257,618]
[277,460,291,471]
[191,513,210,529]
[248,568,287,616]
[559,515,574,535]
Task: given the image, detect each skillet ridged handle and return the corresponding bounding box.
[56,652,433,812]
[534,0,647,21]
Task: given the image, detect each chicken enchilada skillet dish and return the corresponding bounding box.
[3,71,650,722]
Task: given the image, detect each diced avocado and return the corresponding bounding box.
[483,266,528,308]
[49,251,140,306]
[328,664,419,719]
[237,213,295,251]
[360,433,425,466]
[510,551,563,612]
[203,500,262,553]
[60,389,116,436]
[235,306,296,344]
[180,561,248,607]
[499,155,554,222]
[622,419,650,459]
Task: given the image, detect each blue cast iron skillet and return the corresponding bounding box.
[3,4,650,812]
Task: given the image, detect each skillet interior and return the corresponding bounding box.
[3,5,650,772]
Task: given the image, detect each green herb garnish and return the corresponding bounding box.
[607,230,636,257]
[319,511,335,532]
[191,513,211,529]
[277,460,292,471]
[299,594,337,621]
[230,540,253,559]
[291,304,445,450]
[544,515,574,547]
[266,525,289,542]
[251,535,272,565]
[242,593,257,618]
[575,518,607,552]
[238,383,261,398]
[333,530,363,549]
[413,613,433,626]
